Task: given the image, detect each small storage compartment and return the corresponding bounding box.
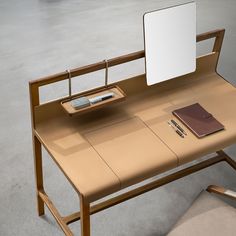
[61,85,126,116]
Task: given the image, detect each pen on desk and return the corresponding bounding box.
[168,121,184,138]
[170,119,187,135]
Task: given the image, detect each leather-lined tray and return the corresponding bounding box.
[61,85,126,116]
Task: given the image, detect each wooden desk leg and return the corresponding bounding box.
[33,135,45,216]
[80,195,90,236]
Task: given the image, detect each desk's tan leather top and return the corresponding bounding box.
[35,53,236,202]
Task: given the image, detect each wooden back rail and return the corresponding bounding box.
[29,29,225,121]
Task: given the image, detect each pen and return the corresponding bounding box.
[168,121,184,138]
[171,119,187,135]
[89,92,114,104]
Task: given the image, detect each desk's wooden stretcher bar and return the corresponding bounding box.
[29,29,236,236]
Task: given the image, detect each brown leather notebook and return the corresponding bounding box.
[172,103,224,138]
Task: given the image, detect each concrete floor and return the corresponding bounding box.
[0,0,236,235]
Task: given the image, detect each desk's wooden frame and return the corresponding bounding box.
[29,29,236,236]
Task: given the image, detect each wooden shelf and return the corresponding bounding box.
[61,85,126,116]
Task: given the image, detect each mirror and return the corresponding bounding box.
[143,2,196,86]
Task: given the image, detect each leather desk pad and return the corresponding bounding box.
[84,116,177,188]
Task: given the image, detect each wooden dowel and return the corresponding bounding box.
[216,150,236,171]
[29,50,145,87]
[80,195,90,236]
[196,28,224,42]
[207,185,236,201]
[39,190,74,236]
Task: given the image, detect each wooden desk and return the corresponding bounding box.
[29,29,236,236]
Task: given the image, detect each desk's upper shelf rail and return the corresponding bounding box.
[29,29,225,88]
[29,29,225,128]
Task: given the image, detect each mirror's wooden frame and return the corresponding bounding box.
[29,29,236,236]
